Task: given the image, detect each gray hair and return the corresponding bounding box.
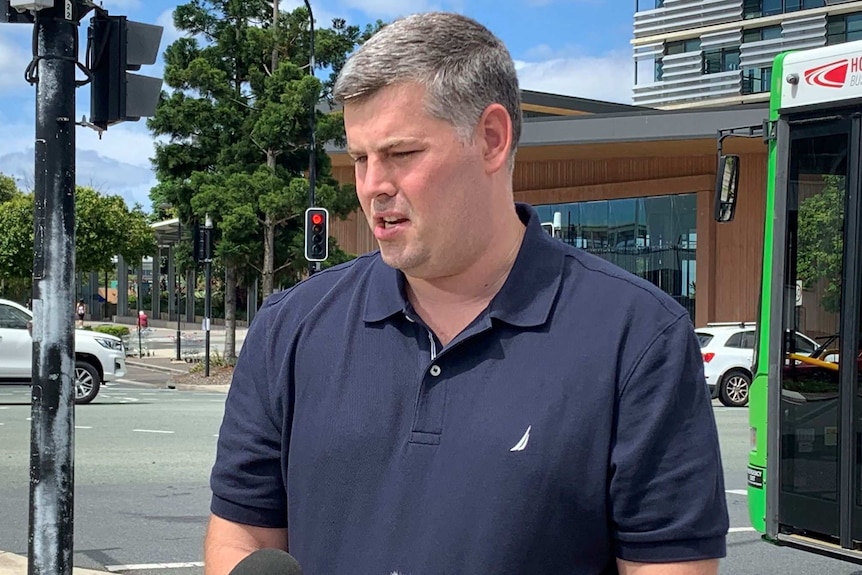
[333,12,522,168]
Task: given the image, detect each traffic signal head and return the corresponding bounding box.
[304,208,329,262]
[89,14,164,130]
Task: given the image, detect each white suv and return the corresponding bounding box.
[695,322,818,408]
[0,298,126,404]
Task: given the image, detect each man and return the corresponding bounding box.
[205,12,728,575]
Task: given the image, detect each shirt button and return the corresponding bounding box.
[430,365,441,376]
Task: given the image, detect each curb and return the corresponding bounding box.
[167,382,231,393]
[125,359,189,375]
[0,551,108,574]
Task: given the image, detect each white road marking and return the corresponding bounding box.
[75,426,92,430]
[726,489,748,495]
[132,429,175,434]
[105,561,204,572]
[728,527,757,533]
[0,406,9,409]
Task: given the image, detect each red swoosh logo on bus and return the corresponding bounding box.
[804,60,849,88]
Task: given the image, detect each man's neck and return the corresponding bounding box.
[406,215,526,345]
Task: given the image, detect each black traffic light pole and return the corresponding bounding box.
[26,2,85,574]
[1,1,163,572]
[304,0,318,277]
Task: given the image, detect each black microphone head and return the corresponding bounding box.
[228,548,303,575]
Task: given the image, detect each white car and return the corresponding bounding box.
[0,298,126,404]
[695,323,818,408]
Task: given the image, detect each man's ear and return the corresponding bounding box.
[477,103,512,174]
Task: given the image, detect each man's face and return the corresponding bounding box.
[344,83,489,279]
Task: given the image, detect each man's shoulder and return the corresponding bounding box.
[558,244,689,323]
[257,251,383,320]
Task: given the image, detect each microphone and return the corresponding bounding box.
[228,548,304,575]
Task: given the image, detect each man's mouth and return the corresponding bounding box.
[381,217,409,228]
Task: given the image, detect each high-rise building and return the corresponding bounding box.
[632,0,862,108]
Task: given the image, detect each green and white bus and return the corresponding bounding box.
[717,38,862,562]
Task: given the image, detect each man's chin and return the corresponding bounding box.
[379,250,419,273]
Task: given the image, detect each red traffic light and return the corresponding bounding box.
[311,213,324,225]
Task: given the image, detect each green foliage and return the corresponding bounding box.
[92,325,131,338]
[148,1,372,297]
[797,175,844,313]
[76,187,157,273]
[0,193,35,280]
[0,187,156,284]
[188,349,235,372]
[0,173,19,203]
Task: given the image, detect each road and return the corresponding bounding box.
[1,368,862,574]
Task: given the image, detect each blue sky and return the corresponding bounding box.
[0,0,632,209]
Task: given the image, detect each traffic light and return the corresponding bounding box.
[193,225,212,263]
[304,207,329,262]
[89,13,163,130]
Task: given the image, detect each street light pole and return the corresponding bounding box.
[204,214,213,377]
[304,0,317,277]
[175,220,182,361]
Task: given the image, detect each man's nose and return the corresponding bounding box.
[361,157,396,197]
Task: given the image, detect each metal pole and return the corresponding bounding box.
[28,3,77,574]
[175,221,181,361]
[304,0,317,277]
[204,216,212,377]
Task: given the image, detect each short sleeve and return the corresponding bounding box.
[610,314,729,563]
[209,302,288,528]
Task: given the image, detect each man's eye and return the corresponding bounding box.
[393,151,416,158]
[353,156,367,164]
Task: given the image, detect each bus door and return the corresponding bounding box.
[772,111,862,553]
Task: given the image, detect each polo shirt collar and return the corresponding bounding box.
[487,202,564,327]
[362,202,565,328]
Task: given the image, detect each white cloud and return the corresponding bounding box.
[156,8,183,49]
[0,148,156,207]
[0,114,159,208]
[515,48,634,104]
[77,123,161,169]
[0,27,35,93]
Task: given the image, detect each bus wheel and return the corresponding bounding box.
[719,369,750,407]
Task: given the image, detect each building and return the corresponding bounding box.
[632,0,862,109]
[328,93,770,328]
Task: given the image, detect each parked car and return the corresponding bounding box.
[694,322,818,408]
[0,298,126,404]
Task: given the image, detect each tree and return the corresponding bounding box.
[149,1,378,360]
[0,173,19,203]
[797,175,844,313]
[0,193,35,283]
[0,187,156,289]
[76,187,157,274]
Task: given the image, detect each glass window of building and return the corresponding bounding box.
[534,193,697,319]
[744,0,824,19]
[703,47,741,74]
[827,13,862,46]
[666,38,701,55]
[742,66,772,94]
[742,25,781,44]
[635,56,662,85]
[636,0,664,10]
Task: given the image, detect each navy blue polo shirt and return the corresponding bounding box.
[210,203,728,574]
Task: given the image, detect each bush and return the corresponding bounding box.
[93,325,130,338]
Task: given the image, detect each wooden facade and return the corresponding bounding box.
[326,129,768,328]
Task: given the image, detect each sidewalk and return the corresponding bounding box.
[0,551,108,574]
[88,322,246,390]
